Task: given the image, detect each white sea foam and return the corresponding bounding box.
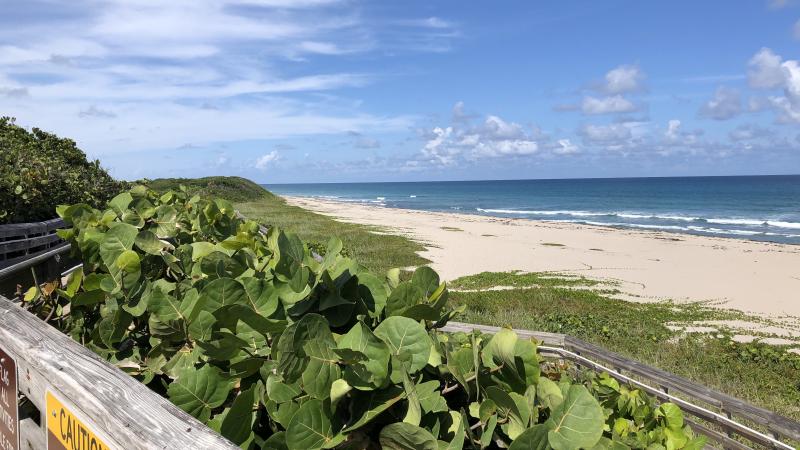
[409,195,417,198]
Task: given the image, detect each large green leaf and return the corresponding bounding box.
[373,316,431,374]
[378,423,437,450]
[285,399,340,450]
[509,424,550,450]
[545,385,604,450]
[344,387,405,432]
[276,314,334,382]
[220,384,258,445]
[167,365,235,423]
[197,277,247,313]
[337,321,390,390]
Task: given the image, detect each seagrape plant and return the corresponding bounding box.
[32,185,706,449]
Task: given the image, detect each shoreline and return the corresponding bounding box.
[282,195,800,321]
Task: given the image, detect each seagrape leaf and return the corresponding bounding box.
[441,411,466,450]
[337,321,390,390]
[379,423,437,450]
[411,266,440,298]
[153,204,178,238]
[416,380,448,413]
[356,272,387,318]
[286,399,340,450]
[108,192,133,214]
[135,230,172,255]
[167,365,235,423]
[277,314,334,382]
[545,385,604,450]
[656,403,684,430]
[486,386,527,439]
[266,375,302,403]
[385,282,424,317]
[197,277,247,313]
[344,386,405,432]
[220,383,257,445]
[373,316,431,374]
[300,337,341,399]
[508,424,549,450]
[537,377,564,410]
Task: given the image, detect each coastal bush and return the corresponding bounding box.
[24,185,705,449]
[0,117,125,224]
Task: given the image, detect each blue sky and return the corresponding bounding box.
[1,0,799,183]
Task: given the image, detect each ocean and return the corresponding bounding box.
[264,175,800,245]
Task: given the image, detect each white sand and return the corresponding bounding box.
[285,196,800,320]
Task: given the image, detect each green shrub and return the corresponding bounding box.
[22,185,704,449]
[0,117,125,224]
[143,176,270,203]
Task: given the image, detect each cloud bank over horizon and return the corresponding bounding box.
[1,0,798,182]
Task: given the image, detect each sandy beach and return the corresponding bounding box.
[285,196,800,320]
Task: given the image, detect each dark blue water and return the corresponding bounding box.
[264,175,800,244]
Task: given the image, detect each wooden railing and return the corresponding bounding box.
[442,321,800,450]
[0,295,237,450]
[0,219,68,270]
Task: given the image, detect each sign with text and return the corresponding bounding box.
[0,347,18,450]
[46,391,114,450]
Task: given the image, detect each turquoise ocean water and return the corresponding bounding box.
[264,175,800,244]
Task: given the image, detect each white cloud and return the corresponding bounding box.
[699,86,742,120]
[582,95,638,114]
[604,64,644,94]
[748,48,786,89]
[255,151,280,169]
[416,103,549,166]
[664,119,681,141]
[745,48,800,124]
[554,139,579,155]
[580,123,633,143]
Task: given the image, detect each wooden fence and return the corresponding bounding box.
[0,219,67,270]
[0,295,239,450]
[442,322,800,450]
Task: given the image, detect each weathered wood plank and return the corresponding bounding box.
[441,321,566,346]
[0,295,238,450]
[0,219,64,239]
[0,234,62,254]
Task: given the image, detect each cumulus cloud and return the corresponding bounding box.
[699,87,742,120]
[415,103,583,166]
[603,64,645,94]
[563,64,645,116]
[664,119,682,141]
[580,123,633,143]
[728,124,771,141]
[554,139,579,155]
[745,48,800,124]
[582,95,638,114]
[748,48,786,89]
[255,151,280,170]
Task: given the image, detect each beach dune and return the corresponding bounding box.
[285,196,800,319]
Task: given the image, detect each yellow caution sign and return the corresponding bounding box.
[46,391,113,450]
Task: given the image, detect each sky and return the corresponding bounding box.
[1,0,800,183]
